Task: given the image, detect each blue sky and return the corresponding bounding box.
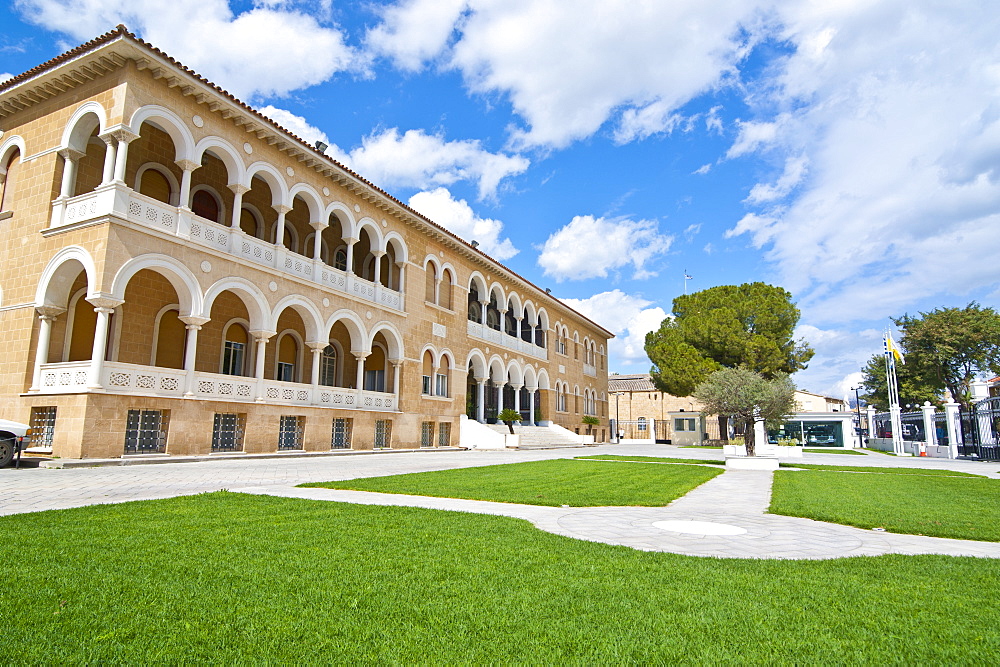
[3,0,999,400]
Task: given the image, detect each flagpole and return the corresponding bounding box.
[884,329,906,456]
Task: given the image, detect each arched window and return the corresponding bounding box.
[138,167,172,204]
[153,307,186,369]
[276,333,299,382]
[0,148,21,212]
[439,270,453,310]
[239,207,261,238]
[436,356,450,397]
[318,345,338,386]
[221,322,249,376]
[638,416,647,432]
[334,247,348,272]
[192,188,222,223]
[425,263,437,303]
[468,285,481,322]
[422,350,435,395]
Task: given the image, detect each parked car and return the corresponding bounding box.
[0,419,32,467]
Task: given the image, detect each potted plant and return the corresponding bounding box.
[497,409,522,435]
[582,415,599,434]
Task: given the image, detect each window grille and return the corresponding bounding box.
[29,407,57,449]
[212,413,245,452]
[438,422,451,448]
[374,419,392,448]
[278,415,304,450]
[421,421,435,447]
[331,418,352,449]
[124,409,169,454]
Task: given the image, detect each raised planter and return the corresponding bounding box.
[725,456,779,470]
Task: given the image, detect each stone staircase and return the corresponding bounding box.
[483,424,590,450]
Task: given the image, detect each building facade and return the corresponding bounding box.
[0,27,612,459]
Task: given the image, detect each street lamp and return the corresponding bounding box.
[851,386,865,447]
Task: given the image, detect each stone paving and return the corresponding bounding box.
[4,444,1000,560]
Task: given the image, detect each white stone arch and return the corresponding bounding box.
[269,294,324,343]
[245,161,289,206]
[505,359,524,386]
[438,347,456,370]
[488,282,506,307]
[61,102,107,152]
[536,368,551,390]
[522,300,537,326]
[419,342,440,368]
[467,271,488,297]
[35,246,99,307]
[110,254,202,317]
[522,365,538,390]
[367,320,404,360]
[383,232,408,263]
[324,309,368,354]
[202,277,269,331]
[0,135,26,178]
[289,183,324,223]
[465,348,488,378]
[506,291,523,314]
[536,308,550,331]
[440,263,457,284]
[325,202,357,237]
[356,217,384,248]
[128,105,195,161]
[423,254,441,274]
[487,355,506,383]
[134,162,181,205]
[193,136,247,186]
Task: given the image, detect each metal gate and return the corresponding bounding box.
[961,397,1000,460]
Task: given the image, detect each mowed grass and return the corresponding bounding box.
[777,463,982,476]
[771,470,1000,540]
[575,454,724,466]
[301,459,721,506]
[3,493,1000,663]
[803,448,866,454]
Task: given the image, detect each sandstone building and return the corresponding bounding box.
[0,26,612,459]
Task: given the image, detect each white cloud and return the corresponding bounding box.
[791,324,882,399]
[366,0,765,148]
[329,127,528,200]
[561,290,667,371]
[537,215,672,282]
[722,1,1000,326]
[407,187,517,260]
[256,106,329,147]
[744,155,808,204]
[14,0,355,98]
[0,73,12,83]
[366,0,468,71]
[693,163,712,175]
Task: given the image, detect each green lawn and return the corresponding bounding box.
[862,447,897,456]
[803,448,866,455]
[771,470,1000,540]
[777,463,982,476]
[301,459,721,506]
[575,454,724,466]
[3,493,1000,662]
[680,445,723,449]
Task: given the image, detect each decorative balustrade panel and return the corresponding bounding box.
[583,363,597,377]
[127,194,177,234]
[236,234,275,268]
[103,362,185,396]
[188,217,231,253]
[466,320,548,360]
[38,362,91,393]
[194,372,256,401]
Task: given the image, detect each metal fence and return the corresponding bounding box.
[961,397,1000,460]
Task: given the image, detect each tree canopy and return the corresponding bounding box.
[645,282,814,396]
[859,353,940,411]
[694,368,797,456]
[893,303,1000,409]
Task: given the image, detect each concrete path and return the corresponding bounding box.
[4,444,1000,560]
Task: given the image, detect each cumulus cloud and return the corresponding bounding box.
[366,0,467,71]
[0,73,12,83]
[256,106,329,147]
[722,1,1000,326]
[791,324,883,399]
[14,0,355,98]
[408,187,517,260]
[537,215,672,282]
[329,127,528,200]
[744,155,808,204]
[561,290,667,371]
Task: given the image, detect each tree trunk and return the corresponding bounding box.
[718,415,729,443]
[506,421,515,435]
[744,417,756,457]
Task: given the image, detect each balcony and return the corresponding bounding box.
[51,185,403,312]
[466,320,548,361]
[37,361,397,411]
[584,363,597,377]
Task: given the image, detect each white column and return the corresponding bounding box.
[308,342,325,386]
[176,160,200,210]
[273,204,292,246]
[528,388,536,426]
[476,378,487,423]
[921,401,937,454]
[497,382,505,413]
[354,352,368,392]
[479,300,488,325]
[345,238,358,274]
[395,261,406,297]
[99,133,117,185]
[251,330,274,402]
[515,316,522,341]
[944,400,962,458]
[310,221,326,261]
[86,297,122,389]
[865,405,877,444]
[226,183,248,228]
[391,360,401,395]
[111,128,139,184]
[512,383,523,415]
[57,149,85,199]
[30,307,65,391]
[372,250,386,285]
[179,316,209,397]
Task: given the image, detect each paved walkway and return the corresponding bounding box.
[4,444,1000,560]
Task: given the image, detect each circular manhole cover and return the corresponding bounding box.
[652,520,747,536]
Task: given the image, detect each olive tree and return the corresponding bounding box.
[693,368,797,456]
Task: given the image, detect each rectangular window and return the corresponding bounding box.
[365,369,386,392]
[277,362,295,383]
[278,415,304,450]
[212,413,246,452]
[222,341,245,376]
[374,419,392,448]
[638,418,648,432]
[29,406,57,449]
[124,409,169,454]
[438,422,451,448]
[331,418,352,449]
[421,421,435,448]
[422,375,432,395]
[319,348,337,386]
[435,373,448,397]
[674,418,695,432]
